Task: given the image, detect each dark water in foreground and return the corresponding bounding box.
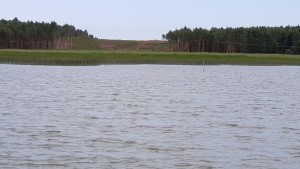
[0,64,299,169]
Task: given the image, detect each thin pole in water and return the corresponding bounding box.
[203,58,205,72]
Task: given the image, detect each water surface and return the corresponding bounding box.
[0,64,299,168]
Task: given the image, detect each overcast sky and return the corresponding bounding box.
[1,0,299,40]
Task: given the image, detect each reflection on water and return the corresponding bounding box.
[0,64,299,168]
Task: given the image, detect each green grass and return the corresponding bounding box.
[64,37,169,51]
[0,49,299,66]
[70,37,101,50]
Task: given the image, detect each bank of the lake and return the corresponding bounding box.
[0,49,300,66]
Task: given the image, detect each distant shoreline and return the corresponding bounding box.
[0,50,299,66]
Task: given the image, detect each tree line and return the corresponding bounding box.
[163,26,300,54]
[0,18,95,49]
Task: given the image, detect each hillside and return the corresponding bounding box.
[0,18,169,51]
[65,37,169,51]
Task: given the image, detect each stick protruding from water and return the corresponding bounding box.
[203,58,205,72]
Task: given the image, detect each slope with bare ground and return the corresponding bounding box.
[61,37,169,51]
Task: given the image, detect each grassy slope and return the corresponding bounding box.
[68,37,170,52]
[0,49,299,66]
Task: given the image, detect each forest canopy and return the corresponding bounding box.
[0,18,95,49]
[164,26,300,54]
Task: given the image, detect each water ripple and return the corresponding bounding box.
[0,65,299,168]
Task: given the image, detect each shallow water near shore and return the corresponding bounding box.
[0,64,299,168]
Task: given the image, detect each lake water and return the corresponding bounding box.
[0,64,299,169]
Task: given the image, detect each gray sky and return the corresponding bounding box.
[1,0,299,40]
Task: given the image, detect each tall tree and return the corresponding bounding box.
[165,26,300,54]
[0,18,96,49]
